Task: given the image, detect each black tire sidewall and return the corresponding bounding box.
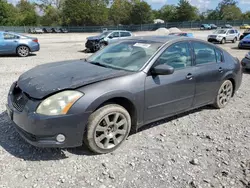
[84,104,131,154]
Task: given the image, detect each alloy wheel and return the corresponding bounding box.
[94,112,128,150]
[18,46,29,57]
[217,80,233,107]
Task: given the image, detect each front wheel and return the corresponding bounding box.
[84,104,131,154]
[213,80,233,109]
[17,46,30,57]
[221,38,226,44]
[232,37,237,43]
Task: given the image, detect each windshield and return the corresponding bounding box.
[99,31,111,38]
[244,34,250,39]
[214,29,227,34]
[87,40,163,71]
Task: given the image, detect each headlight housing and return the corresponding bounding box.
[36,90,83,116]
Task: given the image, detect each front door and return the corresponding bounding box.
[144,42,196,123]
[107,31,120,44]
[2,33,19,53]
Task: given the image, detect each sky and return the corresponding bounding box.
[7,0,250,12]
[146,0,250,12]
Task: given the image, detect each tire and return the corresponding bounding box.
[99,43,107,50]
[232,37,237,43]
[17,45,30,57]
[221,38,226,44]
[84,104,131,154]
[213,80,233,109]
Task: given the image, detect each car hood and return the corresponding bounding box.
[17,60,131,99]
[87,36,102,40]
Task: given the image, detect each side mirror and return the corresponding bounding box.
[108,35,113,39]
[151,64,174,75]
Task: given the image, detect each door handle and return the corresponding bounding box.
[218,67,223,73]
[186,73,193,80]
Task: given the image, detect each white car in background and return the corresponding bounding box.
[207,29,240,44]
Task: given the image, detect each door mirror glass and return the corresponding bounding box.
[108,35,113,39]
[151,64,174,75]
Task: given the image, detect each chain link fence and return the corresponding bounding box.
[1,20,250,33]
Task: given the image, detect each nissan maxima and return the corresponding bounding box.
[6,36,242,154]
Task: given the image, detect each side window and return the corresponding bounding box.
[193,42,217,65]
[215,49,223,63]
[120,32,131,37]
[3,33,19,40]
[110,32,119,38]
[156,42,192,69]
[229,30,235,34]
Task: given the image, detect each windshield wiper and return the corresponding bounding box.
[88,61,110,68]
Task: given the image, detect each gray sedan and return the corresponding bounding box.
[0,31,40,57]
[7,36,242,154]
[241,51,250,69]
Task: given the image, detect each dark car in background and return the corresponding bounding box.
[169,32,194,37]
[241,51,250,70]
[0,31,40,57]
[210,24,218,29]
[238,34,250,49]
[222,24,233,29]
[60,28,68,33]
[200,24,211,30]
[43,28,53,33]
[7,36,242,154]
[85,30,133,52]
[240,29,250,40]
[51,28,61,33]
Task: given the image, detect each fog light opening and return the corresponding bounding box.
[56,134,65,143]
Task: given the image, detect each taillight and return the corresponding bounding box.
[33,39,38,43]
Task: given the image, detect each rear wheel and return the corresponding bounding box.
[17,46,30,57]
[213,80,233,109]
[84,104,131,154]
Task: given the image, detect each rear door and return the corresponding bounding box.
[191,41,224,107]
[227,30,235,41]
[2,33,19,53]
[120,32,132,39]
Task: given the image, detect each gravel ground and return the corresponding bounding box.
[0,31,249,188]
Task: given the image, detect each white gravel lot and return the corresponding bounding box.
[0,30,249,188]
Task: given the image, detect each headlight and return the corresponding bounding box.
[36,91,83,116]
[246,52,250,59]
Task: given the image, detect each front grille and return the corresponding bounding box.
[85,40,96,48]
[11,86,28,112]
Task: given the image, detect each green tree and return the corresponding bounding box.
[176,0,198,21]
[159,5,177,22]
[130,0,153,24]
[207,9,220,20]
[0,0,18,26]
[62,0,108,26]
[221,4,242,20]
[40,5,61,26]
[109,0,132,25]
[242,11,250,20]
[16,0,39,26]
